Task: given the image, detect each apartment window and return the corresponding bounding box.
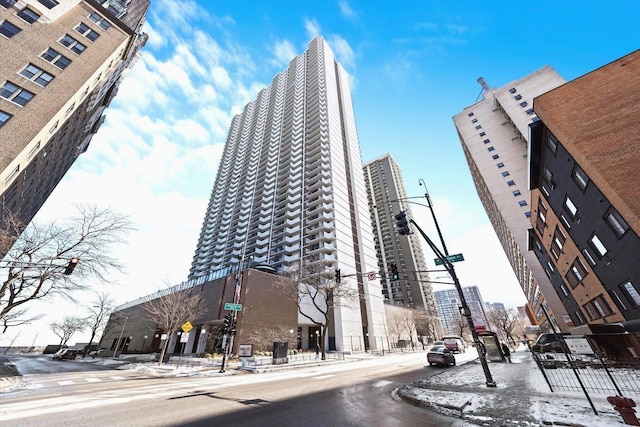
[582,249,596,266]
[566,257,588,288]
[475,125,482,130]
[518,200,527,207]
[621,281,640,307]
[75,22,100,41]
[573,310,586,326]
[0,81,34,106]
[0,110,11,127]
[492,154,500,160]
[59,34,86,54]
[487,146,495,152]
[502,171,510,177]
[525,211,531,218]
[514,94,522,101]
[0,0,17,8]
[483,139,490,144]
[468,112,474,117]
[509,87,517,94]
[513,190,521,196]
[609,289,627,311]
[605,207,629,237]
[563,195,578,218]
[571,164,589,191]
[479,132,486,137]
[497,162,504,168]
[542,166,553,184]
[550,226,565,260]
[27,141,40,160]
[507,180,515,187]
[559,283,569,297]
[520,101,528,107]
[20,63,54,87]
[41,48,71,69]
[88,12,111,30]
[546,135,558,155]
[588,233,607,258]
[472,118,478,123]
[536,199,547,235]
[38,0,59,8]
[17,7,40,23]
[526,109,535,115]
[0,20,21,38]
[583,295,614,320]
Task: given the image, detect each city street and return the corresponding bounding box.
[1,351,470,426]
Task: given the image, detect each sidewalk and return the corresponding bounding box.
[396,349,628,426]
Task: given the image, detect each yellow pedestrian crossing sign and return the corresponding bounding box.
[181,321,193,333]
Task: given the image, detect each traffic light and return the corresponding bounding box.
[395,211,410,235]
[63,257,79,275]
[390,263,399,281]
[223,314,232,332]
[335,268,341,283]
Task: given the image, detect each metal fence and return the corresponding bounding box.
[529,338,640,415]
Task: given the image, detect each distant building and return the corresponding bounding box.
[0,0,149,250]
[363,153,442,338]
[529,50,640,338]
[435,286,489,338]
[452,68,570,333]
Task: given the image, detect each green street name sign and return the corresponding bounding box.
[434,253,465,266]
[224,302,243,311]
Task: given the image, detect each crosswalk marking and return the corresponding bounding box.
[85,378,101,383]
[58,380,74,386]
[313,375,335,380]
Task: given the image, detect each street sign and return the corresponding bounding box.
[181,321,193,333]
[434,253,465,266]
[367,271,376,280]
[224,302,243,311]
[180,332,190,343]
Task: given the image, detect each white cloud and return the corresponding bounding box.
[305,18,321,39]
[339,0,358,21]
[327,35,355,69]
[271,39,298,68]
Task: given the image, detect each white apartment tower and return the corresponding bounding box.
[452,68,572,332]
[189,37,387,350]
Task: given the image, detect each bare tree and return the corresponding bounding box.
[413,309,439,348]
[51,316,86,347]
[0,206,133,326]
[486,305,520,345]
[275,259,358,360]
[83,292,115,356]
[243,325,298,353]
[0,308,44,334]
[143,286,208,365]
[453,314,469,338]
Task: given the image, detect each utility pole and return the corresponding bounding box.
[395,210,496,387]
[219,251,245,373]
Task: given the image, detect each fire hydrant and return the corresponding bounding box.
[608,395,640,426]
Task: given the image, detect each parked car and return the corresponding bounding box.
[427,345,456,367]
[531,333,571,353]
[52,349,78,360]
[89,349,114,358]
[433,340,445,347]
[442,336,466,353]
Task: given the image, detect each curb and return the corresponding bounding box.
[0,376,22,393]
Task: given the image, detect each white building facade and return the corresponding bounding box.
[452,67,571,332]
[188,37,387,351]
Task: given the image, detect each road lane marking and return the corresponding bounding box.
[313,375,335,380]
[85,378,101,383]
[57,380,74,386]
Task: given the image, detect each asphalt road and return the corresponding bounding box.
[1,353,118,376]
[0,352,462,426]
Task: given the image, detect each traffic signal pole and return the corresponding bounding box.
[397,211,496,387]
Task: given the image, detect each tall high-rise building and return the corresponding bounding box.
[188,37,387,350]
[0,0,149,249]
[452,68,572,333]
[363,153,442,336]
[435,286,489,337]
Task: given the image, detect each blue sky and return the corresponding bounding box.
[5,1,639,346]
